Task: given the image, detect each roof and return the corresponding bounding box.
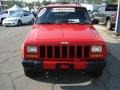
[42,4,85,8]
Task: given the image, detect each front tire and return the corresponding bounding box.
[30,18,34,25]
[17,20,22,26]
[1,18,5,24]
[106,20,113,30]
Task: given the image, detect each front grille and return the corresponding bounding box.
[40,45,90,59]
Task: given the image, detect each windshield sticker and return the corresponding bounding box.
[52,8,75,12]
[68,19,80,23]
[38,8,46,17]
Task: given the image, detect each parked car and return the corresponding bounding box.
[2,12,35,26]
[92,4,117,30]
[22,4,107,78]
[0,10,18,24]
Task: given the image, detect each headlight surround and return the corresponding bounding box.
[27,46,38,53]
[91,45,102,53]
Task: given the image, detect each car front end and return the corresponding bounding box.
[21,4,107,77]
[2,18,18,26]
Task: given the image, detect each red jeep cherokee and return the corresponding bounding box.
[22,4,107,77]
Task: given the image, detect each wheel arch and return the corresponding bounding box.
[106,16,110,22]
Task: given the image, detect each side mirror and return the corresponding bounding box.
[91,19,99,24]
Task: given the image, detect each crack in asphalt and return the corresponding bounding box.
[0,57,9,64]
[0,54,20,64]
[51,84,55,90]
[0,69,23,74]
[8,74,16,90]
[0,50,20,54]
[14,74,24,80]
[7,54,21,59]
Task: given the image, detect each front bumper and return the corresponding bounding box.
[86,61,106,72]
[22,60,106,72]
[2,21,18,26]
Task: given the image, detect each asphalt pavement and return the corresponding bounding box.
[0,25,120,90]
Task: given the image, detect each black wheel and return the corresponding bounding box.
[24,69,38,77]
[17,20,22,26]
[87,68,104,78]
[30,18,34,24]
[106,20,113,30]
[91,18,99,24]
[1,18,5,24]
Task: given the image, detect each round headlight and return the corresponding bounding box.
[27,46,38,53]
[91,45,102,53]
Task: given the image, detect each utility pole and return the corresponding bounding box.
[13,0,15,4]
[21,0,24,7]
[115,0,120,35]
[38,0,40,6]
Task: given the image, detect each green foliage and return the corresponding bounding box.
[107,0,117,3]
[41,0,52,5]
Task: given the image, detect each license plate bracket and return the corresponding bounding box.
[57,64,73,69]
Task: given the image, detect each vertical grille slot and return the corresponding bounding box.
[84,46,90,58]
[54,46,60,58]
[77,46,82,58]
[69,46,75,58]
[47,46,53,58]
[62,46,67,58]
[40,46,45,58]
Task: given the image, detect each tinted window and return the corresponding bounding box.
[105,5,117,11]
[4,11,8,14]
[11,12,22,17]
[10,11,16,15]
[36,7,90,24]
[23,13,29,16]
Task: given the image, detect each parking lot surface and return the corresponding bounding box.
[0,25,120,90]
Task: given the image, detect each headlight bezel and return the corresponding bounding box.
[27,46,38,53]
[91,45,102,53]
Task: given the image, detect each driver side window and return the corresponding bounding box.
[23,13,29,16]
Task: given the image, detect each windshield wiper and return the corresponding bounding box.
[79,22,90,24]
[38,22,54,24]
[38,21,90,24]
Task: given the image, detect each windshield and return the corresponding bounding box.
[36,7,90,24]
[105,4,117,11]
[9,11,17,15]
[11,12,22,17]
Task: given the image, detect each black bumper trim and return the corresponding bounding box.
[22,60,42,71]
[86,60,106,72]
[22,60,106,72]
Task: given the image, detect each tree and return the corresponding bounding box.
[107,0,117,3]
[41,0,52,5]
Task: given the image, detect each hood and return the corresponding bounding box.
[4,17,19,21]
[27,24,103,44]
